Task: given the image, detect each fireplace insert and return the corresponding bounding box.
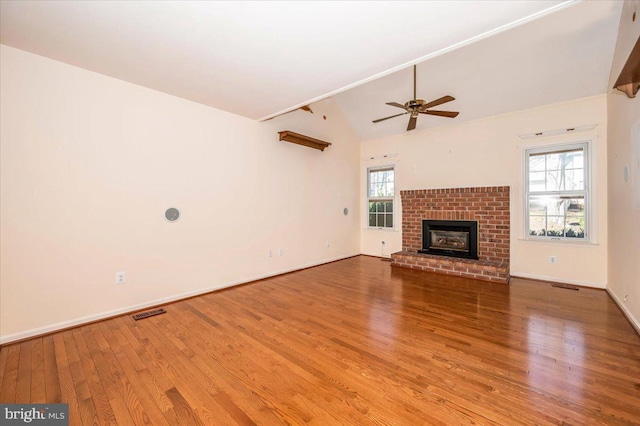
[419,220,478,259]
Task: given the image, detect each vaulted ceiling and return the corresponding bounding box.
[335,0,623,140]
[0,1,624,141]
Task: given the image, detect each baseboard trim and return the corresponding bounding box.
[606,288,640,337]
[0,252,361,345]
[509,271,605,289]
[359,254,390,259]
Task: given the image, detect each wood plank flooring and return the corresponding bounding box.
[1,255,639,425]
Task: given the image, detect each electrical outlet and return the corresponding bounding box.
[116,272,126,284]
[549,256,557,264]
[326,241,331,248]
[268,250,272,258]
[279,248,283,256]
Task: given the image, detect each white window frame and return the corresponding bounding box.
[367,166,395,230]
[524,141,590,242]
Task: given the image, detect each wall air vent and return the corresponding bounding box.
[132,308,167,320]
[165,207,180,222]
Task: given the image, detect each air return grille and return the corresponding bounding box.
[551,283,579,291]
[132,308,167,321]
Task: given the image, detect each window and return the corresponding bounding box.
[525,142,589,241]
[368,166,395,228]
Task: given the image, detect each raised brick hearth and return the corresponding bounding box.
[391,186,510,283]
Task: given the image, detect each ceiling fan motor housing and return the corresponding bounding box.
[405,99,426,109]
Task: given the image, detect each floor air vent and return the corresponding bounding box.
[551,283,579,291]
[132,308,167,320]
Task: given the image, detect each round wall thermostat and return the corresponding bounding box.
[343,207,349,216]
[165,207,180,222]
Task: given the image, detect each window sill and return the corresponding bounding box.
[365,227,399,232]
[517,237,599,246]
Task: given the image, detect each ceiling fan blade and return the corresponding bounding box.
[421,96,455,110]
[420,110,460,118]
[407,115,417,131]
[385,102,406,109]
[372,112,408,123]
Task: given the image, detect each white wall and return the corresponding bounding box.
[606,1,640,331]
[0,45,361,343]
[361,95,608,287]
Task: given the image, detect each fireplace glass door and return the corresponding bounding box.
[429,230,469,252]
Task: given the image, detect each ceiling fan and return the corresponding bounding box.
[372,65,459,131]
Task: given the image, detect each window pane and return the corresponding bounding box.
[529,148,585,193]
[526,145,587,240]
[529,195,563,215]
[547,197,566,216]
[569,152,584,169]
[528,197,546,215]
[529,155,545,172]
[561,149,583,168]
[545,171,561,190]
[565,169,584,190]
[370,183,379,197]
[546,153,562,170]
[369,169,394,198]
[565,219,585,238]
[529,171,545,191]
[385,182,394,197]
[368,167,394,228]
[566,197,585,214]
[546,216,564,236]
[566,198,585,238]
[529,215,546,236]
[528,195,586,238]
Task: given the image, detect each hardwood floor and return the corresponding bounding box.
[1,255,639,425]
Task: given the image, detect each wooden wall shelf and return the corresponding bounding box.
[613,35,640,98]
[278,130,331,151]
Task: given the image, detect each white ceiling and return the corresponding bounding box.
[1,0,582,123]
[335,0,624,141]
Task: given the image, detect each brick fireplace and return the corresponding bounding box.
[391,186,510,283]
